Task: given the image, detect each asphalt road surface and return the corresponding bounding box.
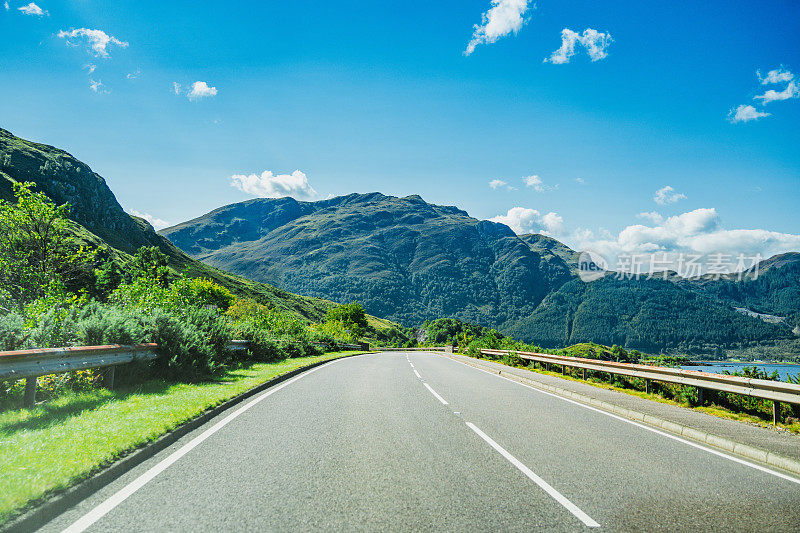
[40,352,800,532]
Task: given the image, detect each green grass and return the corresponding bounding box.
[0,351,366,525]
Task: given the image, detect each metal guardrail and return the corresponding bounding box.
[381,346,454,353]
[1,340,252,408]
[0,344,160,408]
[0,339,375,408]
[481,349,800,424]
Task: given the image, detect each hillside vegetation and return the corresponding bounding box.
[163,193,573,328]
[0,127,407,329]
[162,193,799,356]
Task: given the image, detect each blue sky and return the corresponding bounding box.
[1,1,799,269]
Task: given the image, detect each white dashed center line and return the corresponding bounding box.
[466,422,600,528]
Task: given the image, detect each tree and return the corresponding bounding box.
[0,182,94,310]
[326,302,369,339]
[94,259,123,297]
[130,246,170,286]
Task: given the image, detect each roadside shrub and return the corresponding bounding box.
[185,307,233,360]
[278,338,306,359]
[236,322,282,362]
[147,310,224,381]
[226,298,306,336]
[296,334,323,357]
[22,294,85,349]
[0,312,26,351]
[502,351,524,367]
[77,303,150,346]
[309,319,356,344]
[111,276,234,316]
[325,303,368,339]
[170,277,235,312]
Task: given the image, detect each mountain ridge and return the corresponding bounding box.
[161,192,800,354]
[0,127,364,322]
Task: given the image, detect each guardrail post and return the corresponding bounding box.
[103,366,115,389]
[23,377,36,408]
[582,368,586,380]
[645,379,651,394]
[773,401,782,425]
[697,387,706,406]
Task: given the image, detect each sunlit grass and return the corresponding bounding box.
[0,351,364,525]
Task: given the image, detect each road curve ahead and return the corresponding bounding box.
[40,352,800,532]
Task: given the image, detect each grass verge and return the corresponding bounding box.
[0,351,365,525]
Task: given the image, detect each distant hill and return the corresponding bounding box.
[0,127,352,322]
[162,193,799,355]
[163,193,572,327]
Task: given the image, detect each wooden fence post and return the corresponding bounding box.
[103,367,115,389]
[24,377,37,408]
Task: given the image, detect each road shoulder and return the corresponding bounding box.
[1,352,369,533]
[442,352,800,477]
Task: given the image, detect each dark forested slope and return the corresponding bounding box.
[162,193,798,353]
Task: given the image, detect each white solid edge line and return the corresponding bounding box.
[423,382,449,405]
[413,369,422,379]
[61,357,352,533]
[466,422,600,528]
[450,357,800,486]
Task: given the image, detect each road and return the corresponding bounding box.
[40,352,800,532]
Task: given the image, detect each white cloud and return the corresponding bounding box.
[489,207,564,236]
[727,104,770,123]
[127,210,170,230]
[753,80,799,104]
[172,82,182,95]
[758,67,794,85]
[540,212,565,236]
[58,28,128,58]
[653,185,687,205]
[464,0,532,56]
[126,68,141,80]
[4,2,9,10]
[522,174,555,192]
[544,28,613,64]
[18,2,45,15]
[729,67,797,122]
[548,207,800,274]
[84,63,96,74]
[230,170,317,200]
[574,177,585,184]
[489,179,516,191]
[637,211,664,225]
[89,79,106,93]
[186,81,217,99]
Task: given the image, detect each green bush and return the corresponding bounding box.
[77,303,150,346]
[0,313,25,351]
[147,308,232,381]
[236,322,282,362]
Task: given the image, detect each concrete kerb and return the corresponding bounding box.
[443,353,800,478]
[1,352,369,533]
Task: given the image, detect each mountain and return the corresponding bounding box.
[162,193,799,354]
[0,127,348,322]
[163,193,572,327]
[688,252,800,330]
